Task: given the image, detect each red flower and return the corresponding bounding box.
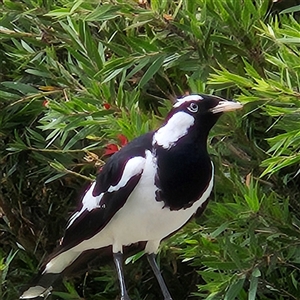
[104,144,119,156]
[103,134,128,156]
[117,134,128,147]
[42,100,49,107]
[103,103,111,110]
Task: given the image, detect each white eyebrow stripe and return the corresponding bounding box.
[173,95,203,108]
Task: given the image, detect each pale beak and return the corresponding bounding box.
[210,100,243,114]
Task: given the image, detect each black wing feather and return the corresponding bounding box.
[60,174,142,250]
[59,132,154,251]
[93,131,154,195]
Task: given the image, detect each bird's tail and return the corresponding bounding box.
[20,250,81,299]
[19,243,146,299]
[19,272,61,299]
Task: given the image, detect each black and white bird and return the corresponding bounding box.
[20,94,242,300]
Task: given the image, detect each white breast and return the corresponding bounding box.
[73,150,214,253]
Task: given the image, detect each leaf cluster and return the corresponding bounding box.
[1,0,300,299]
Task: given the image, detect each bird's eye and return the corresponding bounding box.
[187,103,198,113]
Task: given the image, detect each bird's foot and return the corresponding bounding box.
[120,296,131,300]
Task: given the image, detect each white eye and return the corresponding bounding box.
[187,102,198,113]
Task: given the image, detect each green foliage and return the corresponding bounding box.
[167,173,300,299]
[1,0,300,299]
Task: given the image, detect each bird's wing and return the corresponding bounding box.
[59,133,154,251]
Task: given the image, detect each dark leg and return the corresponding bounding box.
[147,253,173,300]
[113,252,131,300]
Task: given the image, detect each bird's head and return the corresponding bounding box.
[172,94,242,119]
[154,94,243,149]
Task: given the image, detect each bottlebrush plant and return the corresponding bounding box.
[0,0,299,299]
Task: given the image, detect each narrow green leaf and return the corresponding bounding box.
[84,4,120,22]
[0,90,19,100]
[125,250,145,264]
[280,5,300,14]
[211,35,235,46]
[44,173,66,184]
[248,269,260,300]
[70,0,84,14]
[50,161,67,172]
[63,126,96,150]
[210,221,231,238]
[25,69,52,78]
[139,55,165,88]
[1,82,39,94]
[2,250,19,281]
[225,277,245,300]
[126,57,150,80]
[102,68,124,84]
[44,8,71,17]
[21,40,34,53]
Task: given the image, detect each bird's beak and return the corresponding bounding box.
[210,100,243,114]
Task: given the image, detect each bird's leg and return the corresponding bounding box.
[113,252,131,300]
[147,253,173,300]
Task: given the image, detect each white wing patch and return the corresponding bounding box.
[173,94,203,108]
[66,182,100,229]
[66,156,145,229]
[153,111,194,149]
[107,156,145,193]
